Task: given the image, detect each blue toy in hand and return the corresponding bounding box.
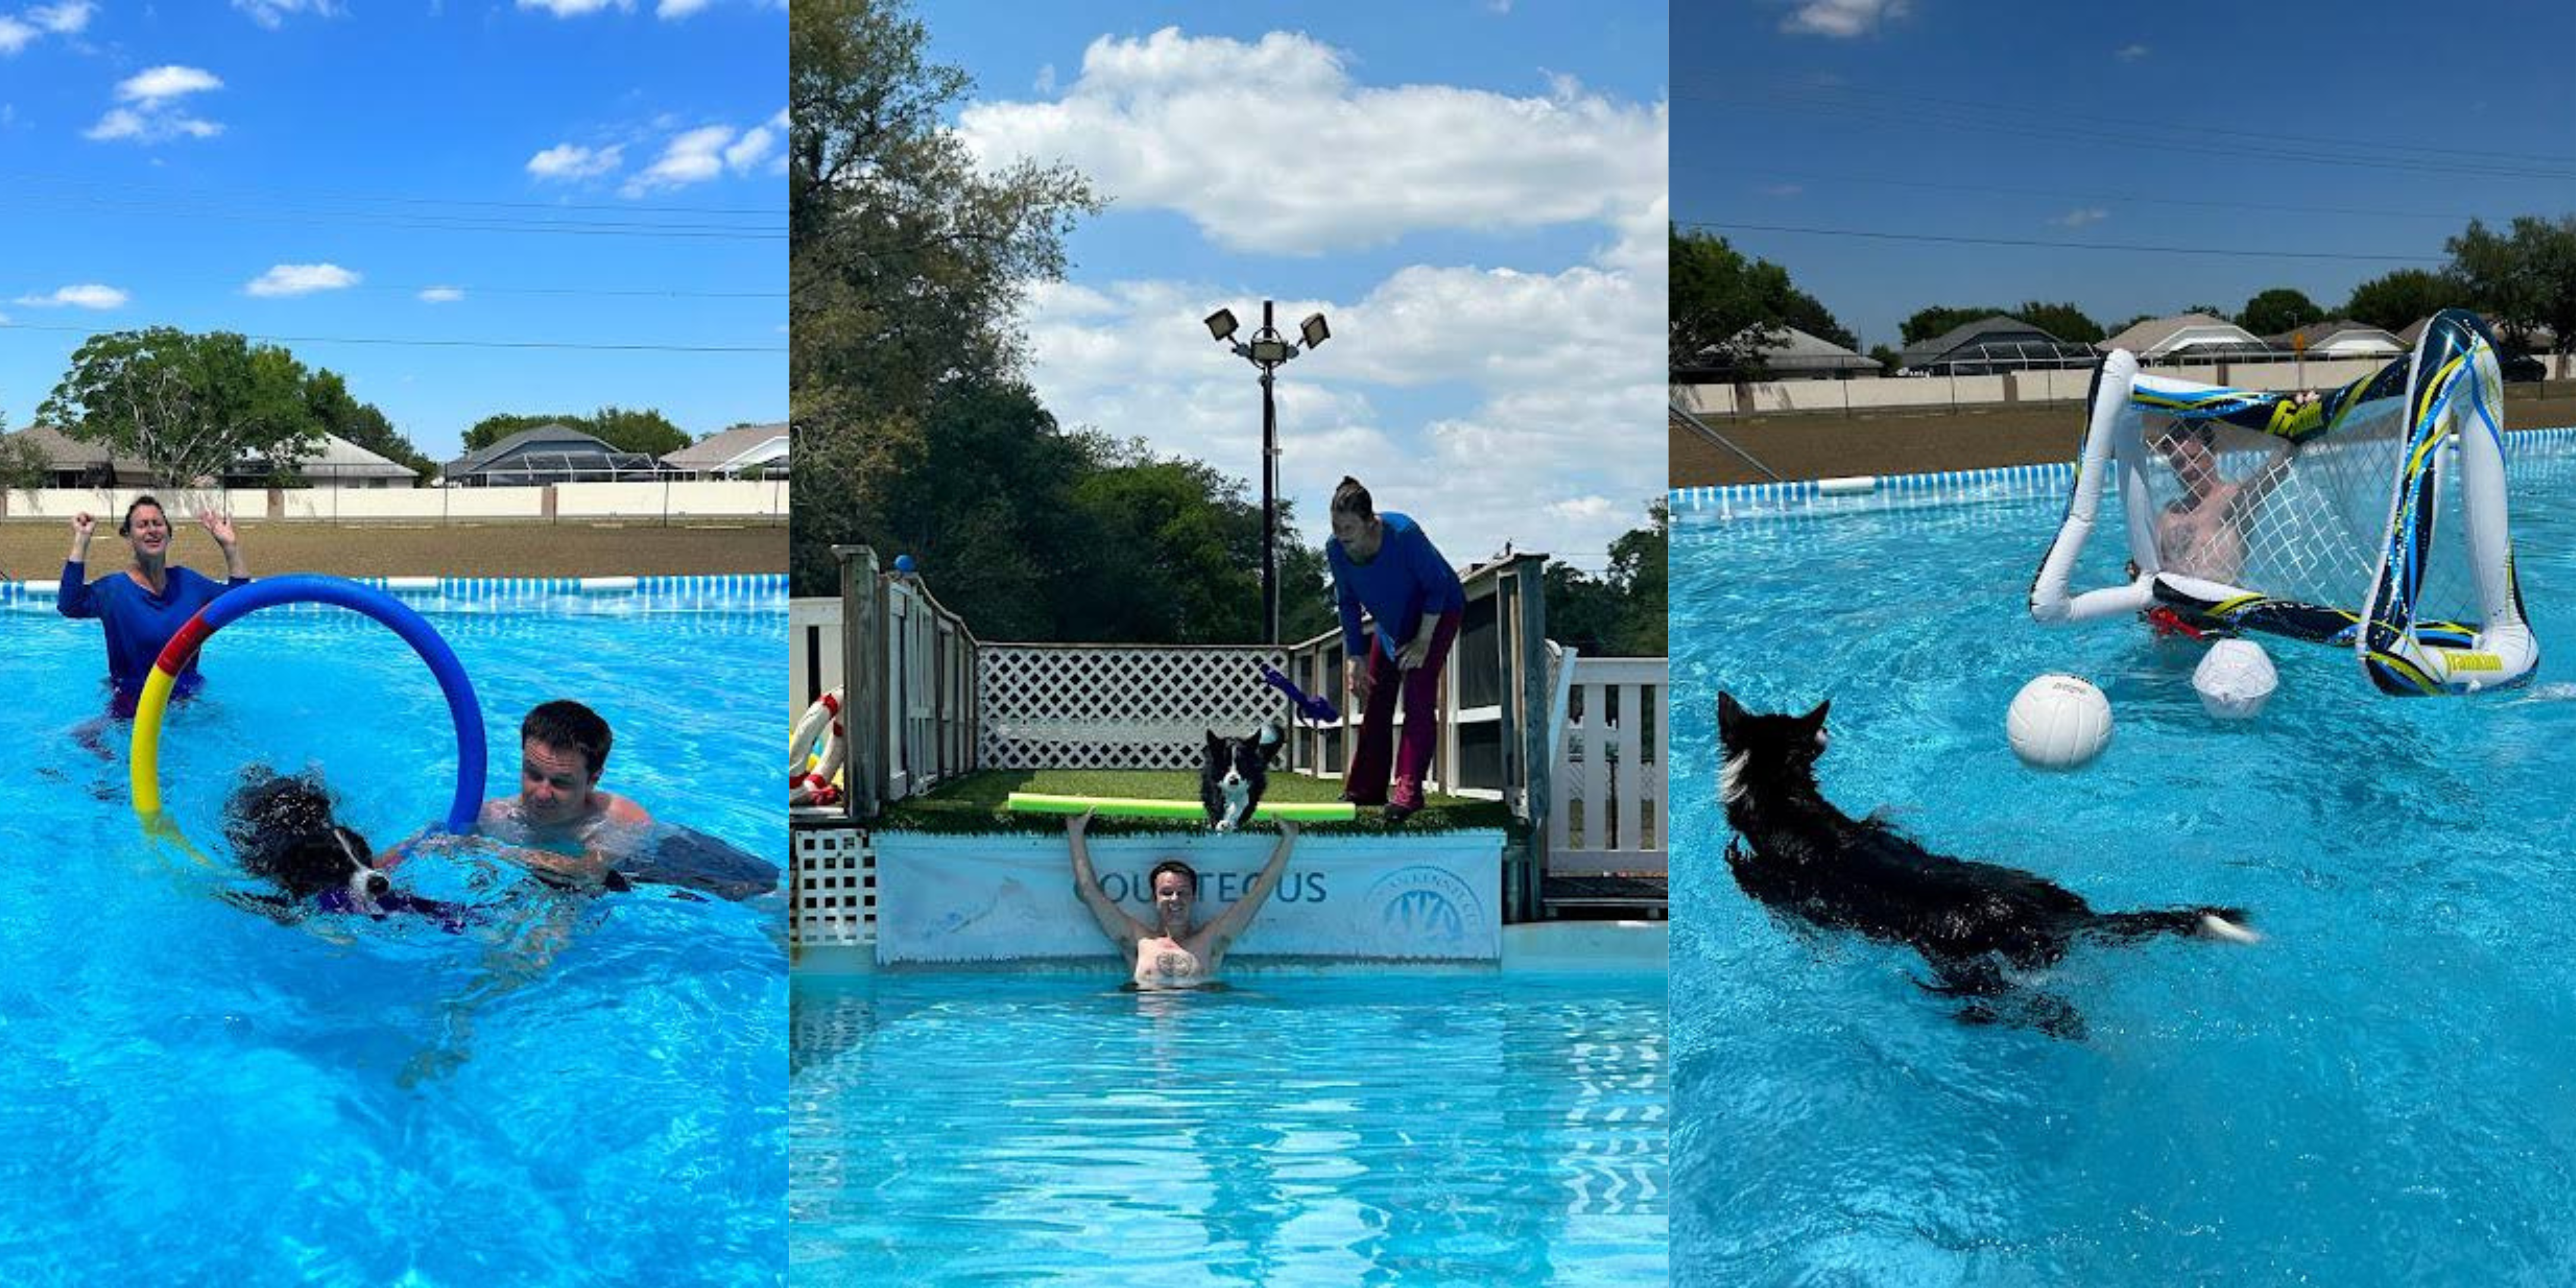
[1260,662,1339,725]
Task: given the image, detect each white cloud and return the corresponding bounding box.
[624,124,731,194]
[32,2,91,34]
[85,106,222,143]
[2053,207,2108,228]
[1012,261,1663,574]
[722,119,776,173]
[13,283,127,308]
[1780,0,1908,37]
[118,66,223,103]
[656,0,712,15]
[0,19,39,55]
[1033,63,1057,95]
[246,262,360,296]
[956,29,1666,254]
[526,142,621,180]
[87,65,225,142]
[518,0,631,15]
[2116,43,2150,61]
[419,286,464,303]
[233,0,342,27]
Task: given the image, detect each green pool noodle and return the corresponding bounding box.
[1004,793,1358,821]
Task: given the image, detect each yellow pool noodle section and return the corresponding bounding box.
[1004,793,1358,821]
[130,663,182,817]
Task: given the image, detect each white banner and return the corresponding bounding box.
[874,831,1504,966]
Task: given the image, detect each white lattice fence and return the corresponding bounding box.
[980,644,1293,770]
[793,826,873,946]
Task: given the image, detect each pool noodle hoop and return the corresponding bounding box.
[130,574,488,836]
[1004,792,1356,822]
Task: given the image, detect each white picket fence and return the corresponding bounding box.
[1547,654,1669,877]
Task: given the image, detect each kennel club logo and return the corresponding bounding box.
[1367,865,1486,951]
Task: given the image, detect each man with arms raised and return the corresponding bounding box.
[1067,808,1298,989]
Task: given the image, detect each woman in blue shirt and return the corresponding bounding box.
[58,496,253,717]
[1324,476,1466,823]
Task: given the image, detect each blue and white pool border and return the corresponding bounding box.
[0,572,787,607]
[1671,425,2576,517]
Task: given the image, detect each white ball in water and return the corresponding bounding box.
[2194,637,2278,720]
[2007,674,2113,768]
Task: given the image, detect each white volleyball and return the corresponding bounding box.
[2193,637,2278,720]
[2007,673,2113,769]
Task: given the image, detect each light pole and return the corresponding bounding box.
[1204,299,1330,644]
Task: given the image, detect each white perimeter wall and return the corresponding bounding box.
[0,480,788,522]
[1680,354,2572,417]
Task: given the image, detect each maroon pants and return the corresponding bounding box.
[1343,609,1461,810]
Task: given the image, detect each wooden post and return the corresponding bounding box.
[838,544,886,821]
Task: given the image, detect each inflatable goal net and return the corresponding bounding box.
[2029,309,2535,695]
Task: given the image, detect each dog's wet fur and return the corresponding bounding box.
[1718,693,2257,1038]
[1201,721,1284,831]
[223,767,389,915]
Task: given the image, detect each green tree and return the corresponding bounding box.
[1898,306,2005,346]
[1538,501,1666,659]
[1669,227,1792,371]
[2235,287,2324,337]
[37,328,320,489]
[463,412,586,453]
[2107,313,2157,337]
[587,405,691,456]
[1606,499,1667,657]
[1782,288,1858,353]
[2181,304,2228,319]
[2447,215,2576,353]
[792,0,1101,596]
[303,369,433,484]
[2014,300,2103,344]
[1866,344,1902,374]
[2342,268,2471,334]
[0,409,48,492]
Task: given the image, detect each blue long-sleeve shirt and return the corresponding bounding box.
[1326,512,1466,661]
[57,561,246,709]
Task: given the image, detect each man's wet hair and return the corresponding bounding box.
[1330,476,1375,522]
[1148,859,1200,896]
[119,495,164,537]
[524,699,614,780]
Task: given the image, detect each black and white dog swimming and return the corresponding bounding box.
[1717,693,2258,1037]
[1201,721,1284,831]
[222,768,467,928]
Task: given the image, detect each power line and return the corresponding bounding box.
[1698,76,2576,168]
[0,168,784,220]
[1727,166,2501,224]
[1682,88,2576,183]
[0,319,783,354]
[1685,220,2447,263]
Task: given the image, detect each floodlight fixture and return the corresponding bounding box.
[1300,312,1330,349]
[1204,308,1239,343]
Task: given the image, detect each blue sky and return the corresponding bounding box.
[921,0,1668,574]
[1676,0,2576,351]
[0,0,783,462]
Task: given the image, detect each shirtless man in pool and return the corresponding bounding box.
[1067,809,1298,988]
[474,699,652,886]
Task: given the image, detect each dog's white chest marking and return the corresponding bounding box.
[1719,751,1748,806]
[1216,778,1250,832]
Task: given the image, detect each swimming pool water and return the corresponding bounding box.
[792,970,1667,1286]
[1670,446,2576,1286]
[0,588,786,1285]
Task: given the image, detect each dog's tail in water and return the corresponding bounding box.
[2084,906,2261,945]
